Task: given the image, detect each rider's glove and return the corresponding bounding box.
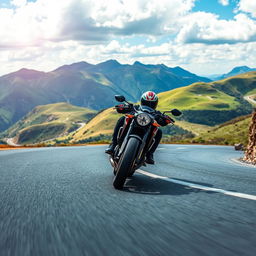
[115,104,132,113]
[164,115,175,124]
[155,114,174,126]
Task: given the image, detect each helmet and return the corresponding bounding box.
[140,91,158,109]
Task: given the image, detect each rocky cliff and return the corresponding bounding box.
[243,110,256,164]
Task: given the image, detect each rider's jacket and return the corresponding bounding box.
[115,104,172,126]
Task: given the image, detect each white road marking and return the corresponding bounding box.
[231,158,256,168]
[137,169,256,201]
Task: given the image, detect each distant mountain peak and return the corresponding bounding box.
[172,66,189,73]
[53,61,93,72]
[171,66,197,75]
[18,68,43,73]
[133,61,144,66]
[5,68,46,80]
[98,59,121,65]
[230,66,251,73]
[213,65,256,81]
[95,59,122,70]
[173,66,182,69]
[106,59,120,64]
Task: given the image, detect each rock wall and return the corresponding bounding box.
[243,110,256,164]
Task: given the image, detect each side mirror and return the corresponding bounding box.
[171,109,182,116]
[115,95,126,102]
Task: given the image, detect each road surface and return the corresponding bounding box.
[0,145,255,256]
[6,137,20,147]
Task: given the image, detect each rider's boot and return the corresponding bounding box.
[145,152,155,164]
[105,142,117,155]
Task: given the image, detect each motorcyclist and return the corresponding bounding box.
[105,91,172,164]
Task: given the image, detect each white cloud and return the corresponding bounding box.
[0,0,69,48]
[0,0,196,47]
[2,0,256,48]
[238,0,256,17]
[1,0,256,76]
[218,0,229,6]
[177,12,256,44]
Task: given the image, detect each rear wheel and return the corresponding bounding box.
[113,137,140,189]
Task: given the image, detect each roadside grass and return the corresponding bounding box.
[191,115,250,145]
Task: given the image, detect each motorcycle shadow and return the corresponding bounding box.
[123,174,215,196]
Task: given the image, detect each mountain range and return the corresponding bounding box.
[209,66,256,81]
[1,71,255,145]
[0,60,211,132]
[68,71,256,144]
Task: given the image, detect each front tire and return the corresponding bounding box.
[113,137,140,189]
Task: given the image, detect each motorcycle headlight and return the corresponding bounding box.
[136,113,151,126]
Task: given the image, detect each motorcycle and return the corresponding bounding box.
[109,95,182,190]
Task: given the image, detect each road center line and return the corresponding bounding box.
[137,169,256,201]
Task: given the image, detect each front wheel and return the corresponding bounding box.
[113,137,140,189]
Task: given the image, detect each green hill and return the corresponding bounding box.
[191,115,251,145]
[1,103,96,144]
[69,108,210,144]
[158,71,256,125]
[69,72,255,144]
[0,60,210,131]
[2,71,254,145]
[69,107,250,146]
[71,108,119,143]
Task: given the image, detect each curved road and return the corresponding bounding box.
[244,95,256,105]
[0,145,255,256]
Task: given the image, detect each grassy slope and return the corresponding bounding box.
[245,88,256,96]
[192,115,251,145]
[2,102,96,144]
[157,72,255,125]
[70,108,210,143]
[70,72,255,144]
[17,122,66,144]
[71,108,119,142]
[158,71,256,111]
[158,82,239,111]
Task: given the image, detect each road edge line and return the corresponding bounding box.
[137,169,256,201]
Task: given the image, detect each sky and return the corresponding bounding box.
[0,0,256,76]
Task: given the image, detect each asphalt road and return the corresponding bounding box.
[0,145,255,256]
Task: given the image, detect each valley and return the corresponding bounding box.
[0,61,255,146]
[0,60,210,132]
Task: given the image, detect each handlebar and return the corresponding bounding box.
[114,104,175,125]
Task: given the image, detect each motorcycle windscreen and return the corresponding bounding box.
[139,105,155,113]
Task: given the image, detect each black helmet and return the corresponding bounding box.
[140,91,158,109]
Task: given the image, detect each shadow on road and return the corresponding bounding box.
[124,174,216,196]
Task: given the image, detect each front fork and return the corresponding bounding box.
[147,127,159,153]
[113,121,158,169]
